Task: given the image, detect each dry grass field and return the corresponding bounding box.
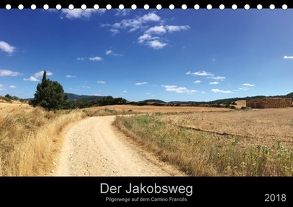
[114,108,293,176]
[2,100,292,176]
[158,108,293,145]
[0,102,85,176]
[83,104,231,115]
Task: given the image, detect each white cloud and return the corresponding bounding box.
[186,71,226,84]
[104,13,189,50]
[135,82,148,86]
[242,83,255,87]
[24,70,53,82]
[162,85,196,94]
[147,40,167,49]
[76,57,85,61]
[104,13,189,51]
[9,85,16,89]
[193,80,201,84]
[166,25,190,32]
[62,9,105,19]
[65,75,76,78]
[115,9,131,17]
[78,56,105,61]
[208,76,226,81]
[106,50,112,55]
[0,41,15,54]
[138,34,164,49]
[138,34,157,43]
[107,12,161,33]
[97,80,106,84]
[24,76,38,82]
[283,56,293,59]
[89,56,102,61]
[186,70,214,76]
[145,25,166,35]
[105,50,123,56]
[35,71,52,78]
[122,90,127,93]
[0,84,4,90]
[238,83,254,91]
[145,25,190,35]
[141,13,161,22]
[140,25,189,49]
[0,69,20,77]
[211,89,232,94]
[110,28,120,35]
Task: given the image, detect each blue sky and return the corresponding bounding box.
[0,9,293,101]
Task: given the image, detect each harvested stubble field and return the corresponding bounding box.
[158,108,293,144]
[83,104,231,115]
[0,103,85,176]
[114,108,293,176]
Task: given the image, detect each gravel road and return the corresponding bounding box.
[55,116,183,176]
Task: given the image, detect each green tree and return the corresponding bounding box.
[5,94,12,99]
[31,70,66,110]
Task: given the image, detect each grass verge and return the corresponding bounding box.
[114,115,293,176]
[0,107,86,176]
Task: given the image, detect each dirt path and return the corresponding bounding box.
[55,116,183,176]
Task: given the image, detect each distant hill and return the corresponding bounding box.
[143,99,166,104]
[138,99,166,105]
[63,93,127,109]
[65,93,105,101]
[287,92,293,98]
[132,92,293,107]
